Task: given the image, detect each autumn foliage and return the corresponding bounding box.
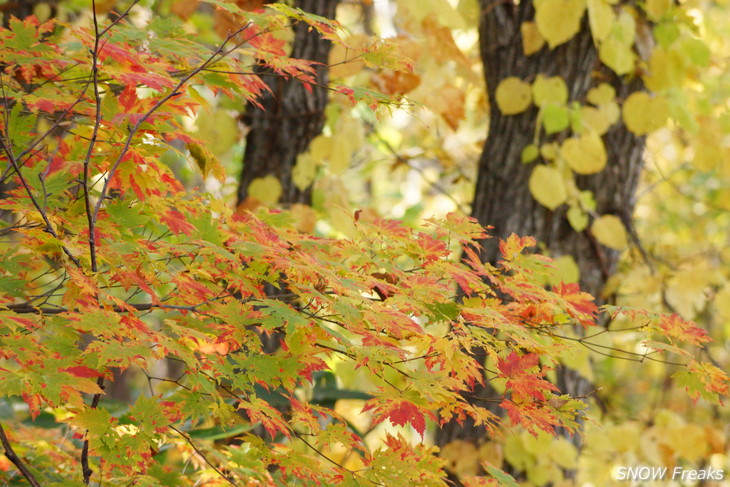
[0,3,727,486]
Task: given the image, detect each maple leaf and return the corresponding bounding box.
[362,397,436,439]
[499,234,536,262]
[497,352,558,402]
[160,208,197,236]
[552,281,598,326]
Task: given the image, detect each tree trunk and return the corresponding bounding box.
[436,0,646,481]
[237,0,341,207]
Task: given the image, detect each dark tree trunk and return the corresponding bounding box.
[237,0,341,207]
[436,0,646,482]
[1,0,57,26]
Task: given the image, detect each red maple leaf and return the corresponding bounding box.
[362,398,435,439]
[160,208,196,236]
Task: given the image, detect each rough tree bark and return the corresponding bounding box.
[436,0,646,482]
[237,0,341,207]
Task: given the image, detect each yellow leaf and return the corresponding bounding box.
[522,430,553,456]
[644,46,685,91]
[535,0,587,48]
[668,424,708,461]
[561,132,607,174]
[622,92,669,135]
[608,423,641,453]
[293,153,317,191]
[549,438,578,470]
[645,0,673,21]
[716,285,730,322]
[495,77,533,115]
[248,175,282,206]
[587,83,616,105]
[529,165,567,210]
[693,118,725,172]
[532,75,568,107]
[440,440,480,477]
[599,36,636,75]
[548,254,581,284]
[567,206,589,231]
[579,106,614,135]
[591,214,627,249]
[521,21,545,55]
[665,268,713,319]
[587,0,614,41]
[540,142,560,160]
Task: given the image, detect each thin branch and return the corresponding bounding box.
[0,422,41,487]
[91,22,253,223]
[81,376,105,484]
[169,425,239,487]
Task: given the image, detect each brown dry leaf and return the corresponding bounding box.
[171,0,201,20]
[370,70,421,95]
[434,85,464,130]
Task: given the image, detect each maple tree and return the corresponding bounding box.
[0,1,728,487]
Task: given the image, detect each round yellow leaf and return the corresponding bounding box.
[549,254,581,285]
[532,75,568,107]
[535,0,587,48]
[579,106,613,135]
[549,437,578,470]
[591,214,628,249]
[622,92,670,135]
[646,0,673,21]
[529,165,567,210]
[521,21,545,56]
[587,0,614,42]
[561,132,607,174]
[587,83,616,105]
[248,175,283,206]
[599,36,636,75]
[495,77,533,115]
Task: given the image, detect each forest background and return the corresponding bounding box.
[0,0,729,485]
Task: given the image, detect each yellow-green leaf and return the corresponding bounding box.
[542,103,570,134]
[592,214,627,249]
[622,92,670,135]
[535,0,587,48]
[248,175,283,206]
[561,132,607,174]
[522,144,540,163]
[529,165,567,210]
[532,75,568,107]
[495,77,533,115]
[567,206,589,231]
